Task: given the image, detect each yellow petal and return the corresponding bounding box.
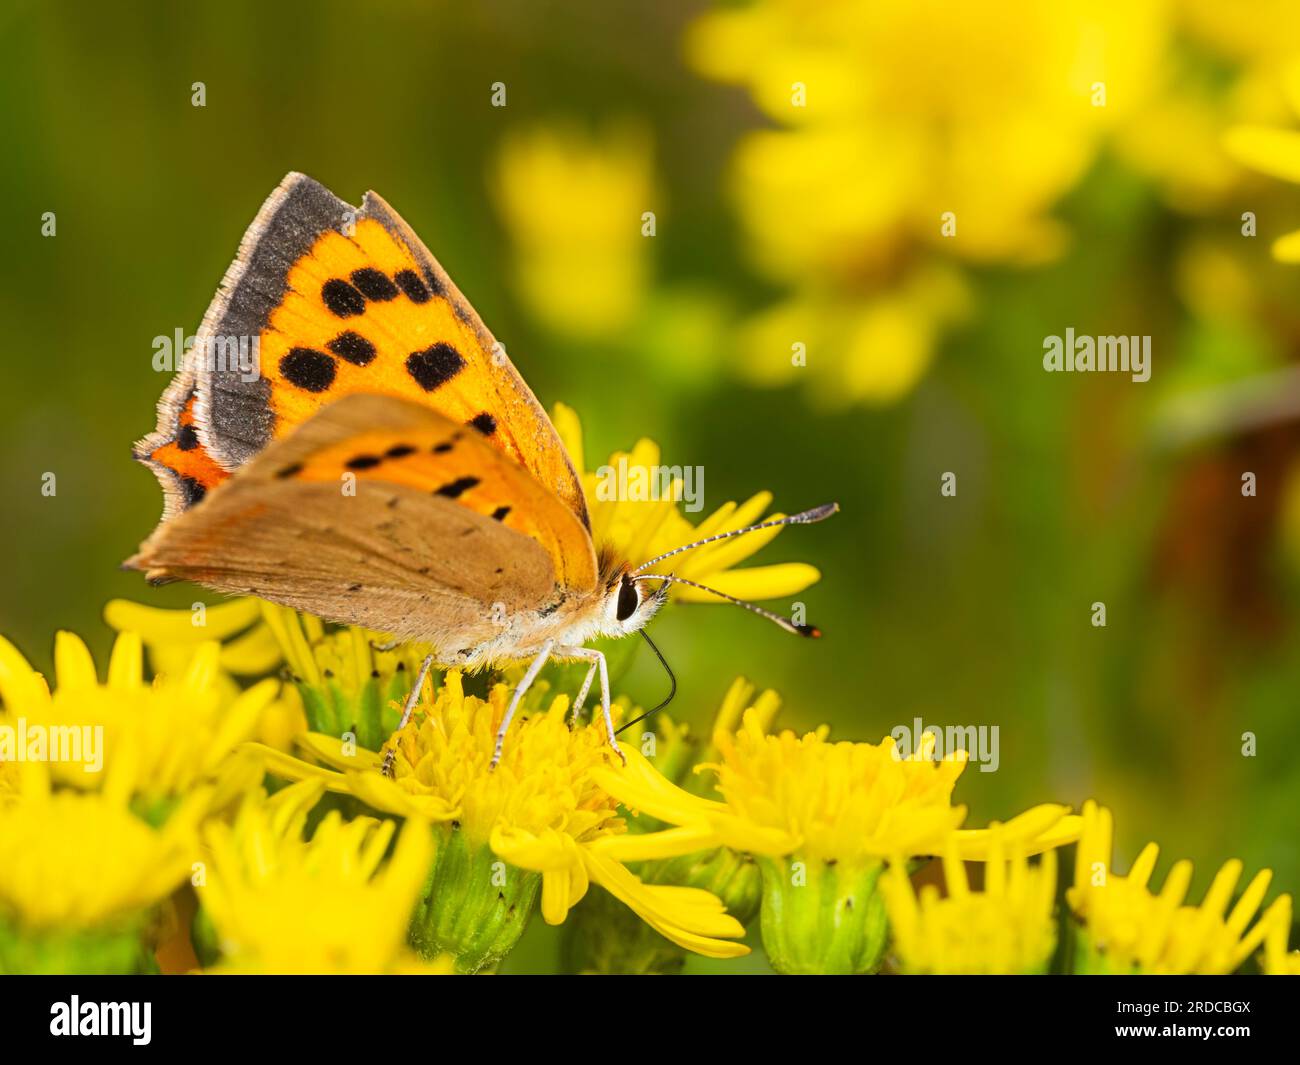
[589,822,722,861]
[1223,126,1300,183]
[345,770,458,822]
[241,742,353,792]
[106,632,144,689]
[672,562,822,603]
[54,631,98,689]
[103,597,263,642]
[295,731,383,773]
[590,747,727,824]
[0,635,49,714]
[581,849,749,958]
[952,805,1080,860]
[1272,229,1300,263]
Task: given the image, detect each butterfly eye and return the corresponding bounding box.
[616,575,639,622]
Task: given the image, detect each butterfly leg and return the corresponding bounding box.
[556,646,625,764]
[491,639,555,769]
[381,652,436,778]
[569,661,598,727]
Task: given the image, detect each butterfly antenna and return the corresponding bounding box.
[631,502,838,575]
[617,629,677,735]
[633,574,822,637]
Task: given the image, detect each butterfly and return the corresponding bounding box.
[126,172,837,768]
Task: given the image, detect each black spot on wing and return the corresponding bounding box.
[422,267,447,298]
[394,269,430,304]
[434,476,480,499]
[385,444,416,459]
[176,424,200,451]
[432,441,454,454]
[179,476,206,506]
[275,462,304,479]
[469,412,497,436]
[491,505,511,521]
[280,347,336,392]
[350,268,399,301]
[322,278,366,318]
[346,454,382,470]
[327,331,377,366]
[406,343,465,391]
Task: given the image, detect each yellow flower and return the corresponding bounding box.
[197,780,443,974]
[492,123,656,339]
[245,670,748,968]
[593,706,1081,868]
[0,760,201,970]
[0,629,278,814]
[106,598,305,753]
[592,683,1079,973]
[1067,800,1285,974]
[1224,61,1300,260]
[880,833,1058,975]
[258,602,431,753]
[689,0,1161,271]
[553,403,821,604]
[684,0,1166,404]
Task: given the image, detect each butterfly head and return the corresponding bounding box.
[596,562,669,638]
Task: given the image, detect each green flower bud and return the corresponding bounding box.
[756,855,888,975]
[407,827,540,974]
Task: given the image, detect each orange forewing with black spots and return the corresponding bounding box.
[135,173,588,538]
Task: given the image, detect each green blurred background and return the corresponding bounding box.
[3,0,1300,954]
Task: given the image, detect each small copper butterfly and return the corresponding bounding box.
[126,173,837,767]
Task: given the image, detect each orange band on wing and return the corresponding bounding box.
[145,393,230,508]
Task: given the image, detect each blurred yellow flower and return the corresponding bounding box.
[105,597,303,753]
[1067,800,1285,974]
[246,670,748,964]
[1225,60,1300,261]
[1180,0,1300,68]
[198,780,443,974]
[686,0,1167,403]
[0,760,200,941]
[881,833,1058,975]
[105,597,282,686]
[492,123,656,339]
[553,403,821,604]
[0,629,278,812]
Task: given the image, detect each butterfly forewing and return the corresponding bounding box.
[135,172,588,531]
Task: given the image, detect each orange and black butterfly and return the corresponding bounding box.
[127,173,836,766]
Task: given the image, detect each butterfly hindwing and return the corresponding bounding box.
[133,369,231,520]
[135,172,588,529]
[126,394,599,644]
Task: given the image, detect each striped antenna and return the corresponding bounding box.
[631,502,839,576]
[633,573,822,637]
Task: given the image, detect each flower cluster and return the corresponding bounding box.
[0,411,1292,974]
